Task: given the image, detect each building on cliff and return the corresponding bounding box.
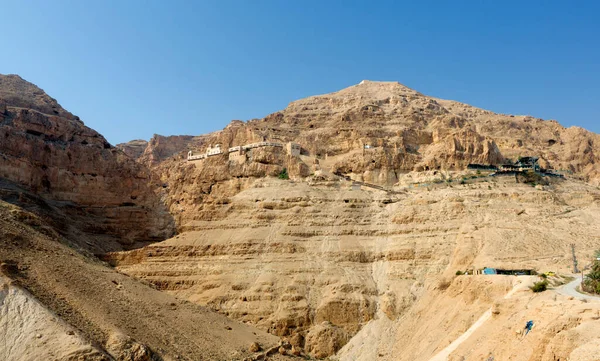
[498,157,539,172]
[188,141,301,161]
[286,142,301,156]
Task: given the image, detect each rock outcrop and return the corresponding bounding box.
[116,139,148,159]
[117,134,199,165]
[0,74,174,251]
[140,80,599,185]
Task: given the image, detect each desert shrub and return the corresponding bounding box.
[530,280,548,293]
[540,273,547,279]
[455,270,464,276]
[583,260,600,295]
[519,171,547,186]
[587,261,600,281]
[278,168,289,180]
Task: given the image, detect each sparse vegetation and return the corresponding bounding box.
[455,270,464,276]
[518,171,546,186]
[278,168,289,180]
[530,280,548,293]
[582,257,600,295]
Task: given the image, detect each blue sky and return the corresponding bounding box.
[2,1,599,144]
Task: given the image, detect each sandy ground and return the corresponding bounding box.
[428,278,529,361]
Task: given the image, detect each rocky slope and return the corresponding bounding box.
[0,198,292,361]
[107,174,600,358]
[117,134,200,166]
[0,74,174,251]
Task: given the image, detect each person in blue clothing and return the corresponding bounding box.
[524,320,534,335]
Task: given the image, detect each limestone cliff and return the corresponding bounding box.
[117,134,200,165]
[108,175,600,358]
[115,139,148,159]
[4,75,600,360]
[139,80,598,186]
[0,74,174,251]
[107,80,600,358]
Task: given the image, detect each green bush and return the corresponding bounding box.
[530,280,548,293]
[455,270,464,276]
[583,260,600,295]
[278,168,289,180]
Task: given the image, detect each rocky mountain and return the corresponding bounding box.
[2,75,600,360]
[117,134,200,166]
[0,198,291,361]
[131,80,598,185]
[0,74,298,361]
[0,74,174,252]
[116,139,148,159]
[104,81,600,358]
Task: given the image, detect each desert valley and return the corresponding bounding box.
[1,74,600,361]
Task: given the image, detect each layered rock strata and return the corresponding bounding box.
[108,175,600,357]
[0,74,174,250]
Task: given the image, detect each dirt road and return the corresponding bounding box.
[556,276,600,301]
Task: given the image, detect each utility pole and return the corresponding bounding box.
[572,244,579,274]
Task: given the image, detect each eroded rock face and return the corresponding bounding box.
[116,139,148,160]
[107,176,600,358]
[0,74,174,250]
[5,75,600,359]
[104,80,600,358]
[145,80,599,186]
[117,134,198,165]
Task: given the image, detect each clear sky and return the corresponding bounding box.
[2,1,599,144]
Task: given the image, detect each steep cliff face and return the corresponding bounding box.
[141,80,599,186]
[5,74,600,360]
[104,80,600,358]
[107,175,600,358]
[0,74,174,250]
[116,139,148,159]
[117,134,199,165]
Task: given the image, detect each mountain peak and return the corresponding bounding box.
[0,74,76,120]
